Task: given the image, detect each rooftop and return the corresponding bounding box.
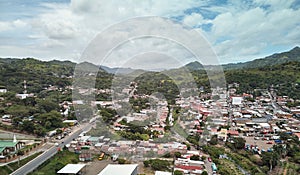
[155,171,172,175]
[57,164,86,174]
[98,164,138,175]
[0,141,18,147]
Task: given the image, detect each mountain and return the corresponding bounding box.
[222,46,300,69]
[100,65,137,75]
[184,61,204,70]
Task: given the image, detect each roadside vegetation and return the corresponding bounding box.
[29,150,79,175]
[0,152,42,175]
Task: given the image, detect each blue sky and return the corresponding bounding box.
[0,0,299,68]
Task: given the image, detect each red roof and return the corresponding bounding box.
[197,130,203,133]
[176,165,202,170]
[294,132,300,138]
[227,130,239,135]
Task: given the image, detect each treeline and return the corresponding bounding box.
[225,61,300,99]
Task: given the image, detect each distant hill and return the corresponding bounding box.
[184,61,204,70]
[222,46,300,69]
[100,65,137,75]
[181,46,300,70]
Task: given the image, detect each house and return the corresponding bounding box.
[0,89,7,93]
[294,133,300,141]
[2,115,12,122]
[0,135,24,157]
[16,93,34,99]
[63,120,78,126]
[174,165,202,174]
[232,96,243,105]
[79,153,92,161]
[227,130,239,136]
[98,164,138,175]
[218,128,228,141]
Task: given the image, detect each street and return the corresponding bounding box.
[11,123,92,175]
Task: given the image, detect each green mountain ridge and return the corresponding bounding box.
[223,46,300,69]
[183,46,300,70]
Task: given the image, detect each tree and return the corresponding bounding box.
[174,170,183,175]
[21,120,35,133]
[209,135,218,145]
[233,137,246,150]
[174,152,181,158]
[7,105,31,117]
[100,108,117,123]
[148,159,170,171]
[37,99,59,113]
[190,155,200,161]
[143,160,150,167]
[34,125,46,136]
[261,152,279,171]
[38,110,63,130]
[118,158,126,164]
[201,171,208,175]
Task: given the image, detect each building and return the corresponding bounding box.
[57,164,86,174]
[155,171,172,175]
[98,164,138,175]
[63,120,78,126]
[0,135,24,157]
[0,88,7,93]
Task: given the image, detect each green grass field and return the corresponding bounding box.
[29,150,79,175]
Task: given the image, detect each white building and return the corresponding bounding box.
[155,171,172,175]
[57,164,86,174]
[98,164,138,175]
[0,89,7,93]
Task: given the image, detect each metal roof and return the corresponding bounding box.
[98,164,138,175]
[0,141,18,147]
[57,164,86,174]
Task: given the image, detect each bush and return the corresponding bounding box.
[201,171,208,175]
[174,170,183,175]
[118,158,126,164]
[190,155,200,161]
[143,160,150,167]
[148,159,170,171]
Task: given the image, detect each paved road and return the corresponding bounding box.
[11,123,92,175]
[204,158,213,175]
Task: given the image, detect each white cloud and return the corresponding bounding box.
[0,0,299,67]
[209,3,300,63]
[182,13,208,27]
[0,19,28,32]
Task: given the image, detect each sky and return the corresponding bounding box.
[0,0,299,69]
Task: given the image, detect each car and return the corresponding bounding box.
[208,157,212,162]
[98,153,105,161]
[266,141,273,144]
[55,143,59,147]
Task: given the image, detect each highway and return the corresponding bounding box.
[11,123,92,175]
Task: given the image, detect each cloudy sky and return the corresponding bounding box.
[0,0,299,69]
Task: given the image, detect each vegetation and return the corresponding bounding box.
[143,159,171,171]
[174,170,184,175]
[29,150,79,175]
[225,137,246,151]
[0,152,42,175]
